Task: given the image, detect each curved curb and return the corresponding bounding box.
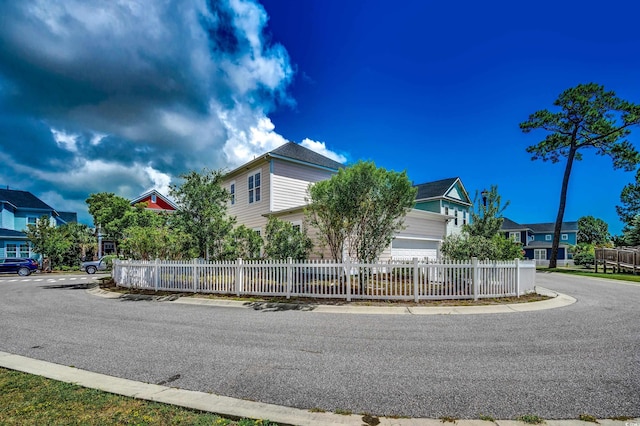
[87,286,576,315]
[0,351,634,426]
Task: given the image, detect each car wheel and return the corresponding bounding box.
[86,266,97,274]
[18,267,31,276]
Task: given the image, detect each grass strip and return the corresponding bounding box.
[545,268,640,283]
[0,367,275,425]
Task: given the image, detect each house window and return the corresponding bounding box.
[463,212,467,226]
[561,234,568,241]
[6,244,17,257]
[27,217,38,225]
[444,206,449,216]
[534,249,547,260]
[509,232,521,243]
[291,221,302,232]
[248,171,261,204]
[454,210,458,226]
[151,194,157,204]
[253,227,261,237]
[545,234,552,241]
[18,243,29,257]
[230,181,235,205]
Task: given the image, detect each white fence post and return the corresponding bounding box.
[236,258,243,296]
[286,257,292,299]
[472,257,479,301]
[413,257,419,303]
[154,259,159,292]
[192,258,198,293]
[515,258,520,297]
[345,258,351,302]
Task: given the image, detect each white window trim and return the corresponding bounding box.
[545,234,552,241]
[291,220,302,232]
[561,233,568,240]
[248,169,262,204]
[509,232,521,243]
[229,180,236,205]
[534,249,547,260]
[151,194,157,204]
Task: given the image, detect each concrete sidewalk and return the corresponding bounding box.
[88,285,576,315]
[0,351,635,426]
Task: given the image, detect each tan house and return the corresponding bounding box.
[223,142,450,260]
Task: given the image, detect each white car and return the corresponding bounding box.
[81,257,110,274]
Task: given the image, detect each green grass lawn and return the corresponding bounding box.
[544,268,640,283]
[0,367,276,426]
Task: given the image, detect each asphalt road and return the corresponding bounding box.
[0,272,638,419]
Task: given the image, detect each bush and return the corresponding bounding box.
[573,252,595,267]
[441,233,524,261]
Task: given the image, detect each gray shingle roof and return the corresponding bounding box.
[57,211,78,223]
[0,189,54,210]
[269,142,343,170]
[414,177,459,200]
[0,228,27,238]
[523,221,578,233]
[501,218,527,230]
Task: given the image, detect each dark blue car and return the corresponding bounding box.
[0,258,39,276]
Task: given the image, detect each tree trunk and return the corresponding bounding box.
[549,142,577,268]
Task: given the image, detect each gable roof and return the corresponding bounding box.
[501,218,528,231]
[130,189,178,210]
[225,141,343,178]
[414,177,471,205]
[269,142,344,170]
[0,188,54,211]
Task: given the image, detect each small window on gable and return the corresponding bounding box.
[248,171,261,204]
[230,181,235,205]
[151,194,157,204]
[545,234,552,241]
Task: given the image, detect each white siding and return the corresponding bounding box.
[271,160,335,211]
[224,163,271,232]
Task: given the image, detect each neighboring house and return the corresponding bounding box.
[98,189,177,257]
[222,142,451,261]
[130,189,178,213]
[413,177,473,236]
[0,188,77,259]
[501,218,578,265]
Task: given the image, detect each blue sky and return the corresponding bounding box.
[0,0,639,234]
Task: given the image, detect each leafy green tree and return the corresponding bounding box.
[26,216,71,269]
[617,169,640,225]
[619,215,640,246]
[86,192,132,253]
[577,216,610,246]
[222,225,264,260]
[441,233,523,261]
[120,224,193,260]
[442,185,521,261]
[465,185,508,238]
[521,83,640,268]
[170,168,234,260]
[263,217,312,260]
[306,161,416,263]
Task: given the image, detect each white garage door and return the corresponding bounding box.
[391,238,439,260]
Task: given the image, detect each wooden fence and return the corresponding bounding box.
[595,248,640,274]
[112,258,536,301]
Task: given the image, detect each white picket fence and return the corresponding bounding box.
[112,258,536,301]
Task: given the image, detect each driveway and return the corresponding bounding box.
[0,272,638,419]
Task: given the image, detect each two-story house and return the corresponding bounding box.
[413,177,473,236]
[130,189,178,213]
[501,218,578,265]
[0,188,77,259]
[223,142,451,261]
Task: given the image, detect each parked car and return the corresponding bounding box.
[0,258,39,276]
[81,257,110,274]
